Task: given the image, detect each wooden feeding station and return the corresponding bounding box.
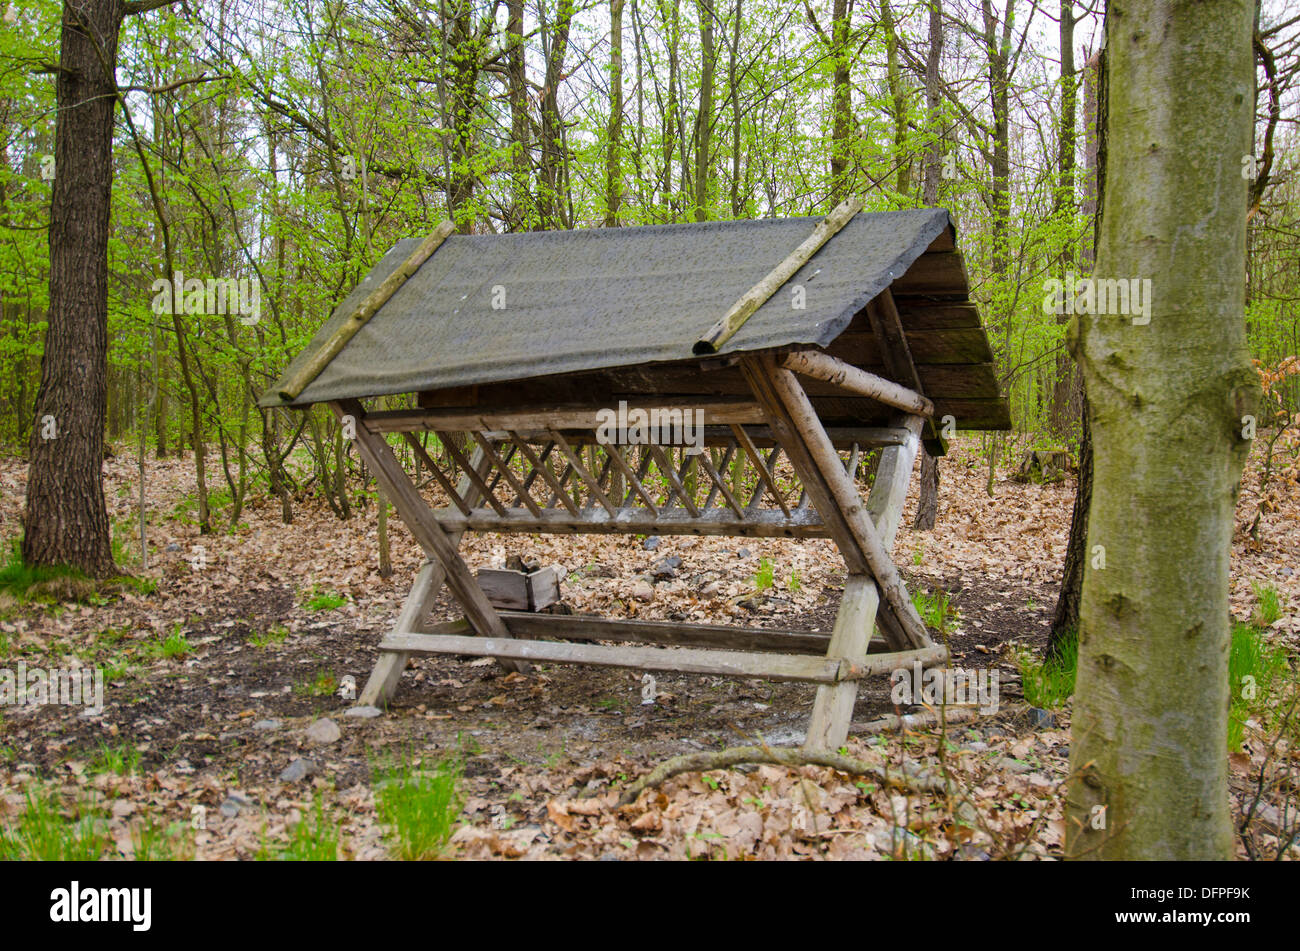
[260,198,1010,750]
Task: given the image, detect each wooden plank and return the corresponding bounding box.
[890,250,969,296]
[695,196,864,354]
[498,611,837,654]
[892,300,982,330]
[476,569,531,611]
[602,443,660,513]
[377,633,946,684]
[280,222,455,401]
[826,328,994,365]
[782,350,935,417]
[364,399,767,434]
[430,505,827,537]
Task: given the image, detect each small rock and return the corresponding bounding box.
[631,579,654,602]
[737,547,751,559]
[219,797,245,819]
[344,706,382,719]
[997,756,1033,775]
[588,563,616,578]
[1028,707,1057,729]
[279,758,317,783]
[966,741,989,753]
[304,718,341,745]
[252,719,282,731]
[641,536,661,551]
[701,581,722,597]
[650,555,682,581]
[165,543,180,552]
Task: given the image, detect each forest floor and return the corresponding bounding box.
[0,434,1297,860]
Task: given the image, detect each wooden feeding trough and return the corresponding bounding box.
[260,198,1010,750]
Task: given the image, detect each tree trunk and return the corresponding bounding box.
[913,0,944,531]
[23,0,125,577]
[1065,0,1259,861]
[828,0,852,202]
[606,0,625,226]
[1049,0,1083,436]
[693,0,715,222]
[1047,405,1089,657]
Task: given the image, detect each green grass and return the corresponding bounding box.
[294,668,338,697]
[374,755,463,860]
[303,585,347,611]
[88,742,141,777]
[911,588,958,634]
[1017,632,1078,710]
[752,557,775,591]
[132,819,195,860]
[141,625,191,661]
[1251,582,1283,627]
[787,569,802,593]
[1228,621,1289,752]
[249,624,290,649]
[0,539,94,603]
[277,797,341,861]
[0,788,109,860]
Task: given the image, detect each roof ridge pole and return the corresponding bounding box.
[278,220,457,402]
[693,196,865,355]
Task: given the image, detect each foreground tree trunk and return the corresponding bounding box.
[1065,0,1259,860]
[22,0,127,577]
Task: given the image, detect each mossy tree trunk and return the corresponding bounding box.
[1065,0,1260,860]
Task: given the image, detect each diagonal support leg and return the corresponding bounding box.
[804,411,930,749]
[359,559,442,706]
[335,401,526,703]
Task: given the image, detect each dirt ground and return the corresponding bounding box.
[0,436,1295,860]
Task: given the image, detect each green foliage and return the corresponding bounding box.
[294,668,338,697]
[141,625,191,661]
[249,623,290,648]
[0,788,109,861]
[278,797,341,861]
[1227,622,1289,752]
[1018,633,1078,710]
[1251,582,1283,627]
[88,742,141,777]
[132,819,195,861]
[303,585,347,611]
[374,754,463,860]
[910,588,957,634]
[752,557,775,590]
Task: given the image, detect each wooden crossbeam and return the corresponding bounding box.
[782,349,935,418]
[364,399,767,434]
[648,443,701,517]
[379,632,947,685]
[429,506,827,537]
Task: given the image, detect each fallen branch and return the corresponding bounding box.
[616,744,946,807]
[854,704,1009,736]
